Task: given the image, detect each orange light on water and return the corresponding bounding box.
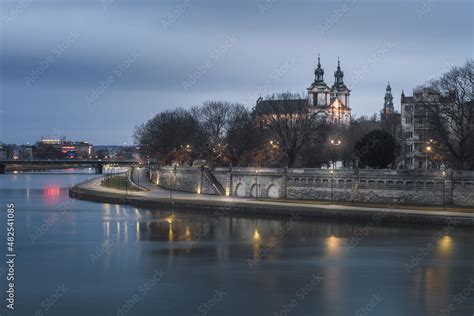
[326,235,342,257]
[437,235,453,256]
[253,228,260,241]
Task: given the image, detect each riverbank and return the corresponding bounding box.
[69,172,474,227]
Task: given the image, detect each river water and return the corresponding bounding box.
[0,170,473,316]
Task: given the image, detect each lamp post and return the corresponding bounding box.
[329,139,342,169]
[442,170,447,210]
[425,139,435,170]
[330,170,334,203]
[425,145,432,170]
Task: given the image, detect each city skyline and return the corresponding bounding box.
[1,0,472,144]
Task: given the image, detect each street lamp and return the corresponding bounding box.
[425,138,436,170]
[426,145,432,170]
[329,139,342,169]
[442,170,447,210]
[330,170,334,203]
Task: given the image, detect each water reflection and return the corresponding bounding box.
[437,235,453,257]
[2,172,473,316]
[43,186,60,203]
[98,206,473,315]
[253,227,261,241]
[326,235,343,257]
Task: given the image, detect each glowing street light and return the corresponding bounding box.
[425,139,436,170]
[329,139,342,169]
[442,170,447,210]
[425,145,433,169]
[330,169,334,203]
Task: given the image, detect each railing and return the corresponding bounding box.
[203,169,225,195]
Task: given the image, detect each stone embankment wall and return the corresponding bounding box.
[150,167,215,195]
[150,167,474,207]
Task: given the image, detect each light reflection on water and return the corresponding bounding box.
[0,172,473,316]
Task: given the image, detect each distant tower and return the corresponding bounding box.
[307,54,330,107]
[382,82,394,119]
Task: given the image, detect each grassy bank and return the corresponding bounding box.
[101,174,140,191]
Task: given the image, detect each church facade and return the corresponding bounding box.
[256,56,352,125]
[307,56,352,125]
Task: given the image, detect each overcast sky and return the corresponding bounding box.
[1,0,472,145]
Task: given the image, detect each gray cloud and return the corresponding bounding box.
[1,0,472,144]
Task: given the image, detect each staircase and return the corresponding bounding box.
[203,169,226,195]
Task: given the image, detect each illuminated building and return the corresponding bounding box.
[256,56,352,125]
[36,137,93,159]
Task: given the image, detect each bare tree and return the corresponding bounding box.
[192,101,248,166]
[224,106,262,166]
[424,60,473,169]
[256,92,323,167]
[192,101,233,146]
[134,108,202,165]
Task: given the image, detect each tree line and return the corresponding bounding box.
[134,96,397,169]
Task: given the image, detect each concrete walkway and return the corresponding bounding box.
[69,169,474,226]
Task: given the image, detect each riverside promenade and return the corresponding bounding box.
[69,169,474,226]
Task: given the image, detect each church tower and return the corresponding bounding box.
[330,58,351,107]
[381,81,401,140]
[307,54,330,107]
[328,58,351,124]
[382,82,394,118]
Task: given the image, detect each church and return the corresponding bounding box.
[307,56,352,124]
[256,56,352,125]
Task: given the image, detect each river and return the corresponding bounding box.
[0,170,473,316]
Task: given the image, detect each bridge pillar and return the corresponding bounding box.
[95,164,104,174]
[0,164,5,174]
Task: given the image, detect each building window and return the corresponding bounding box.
[405,131,413,139]
[405,118,413,124]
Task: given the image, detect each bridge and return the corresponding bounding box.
[0,159,139,174]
